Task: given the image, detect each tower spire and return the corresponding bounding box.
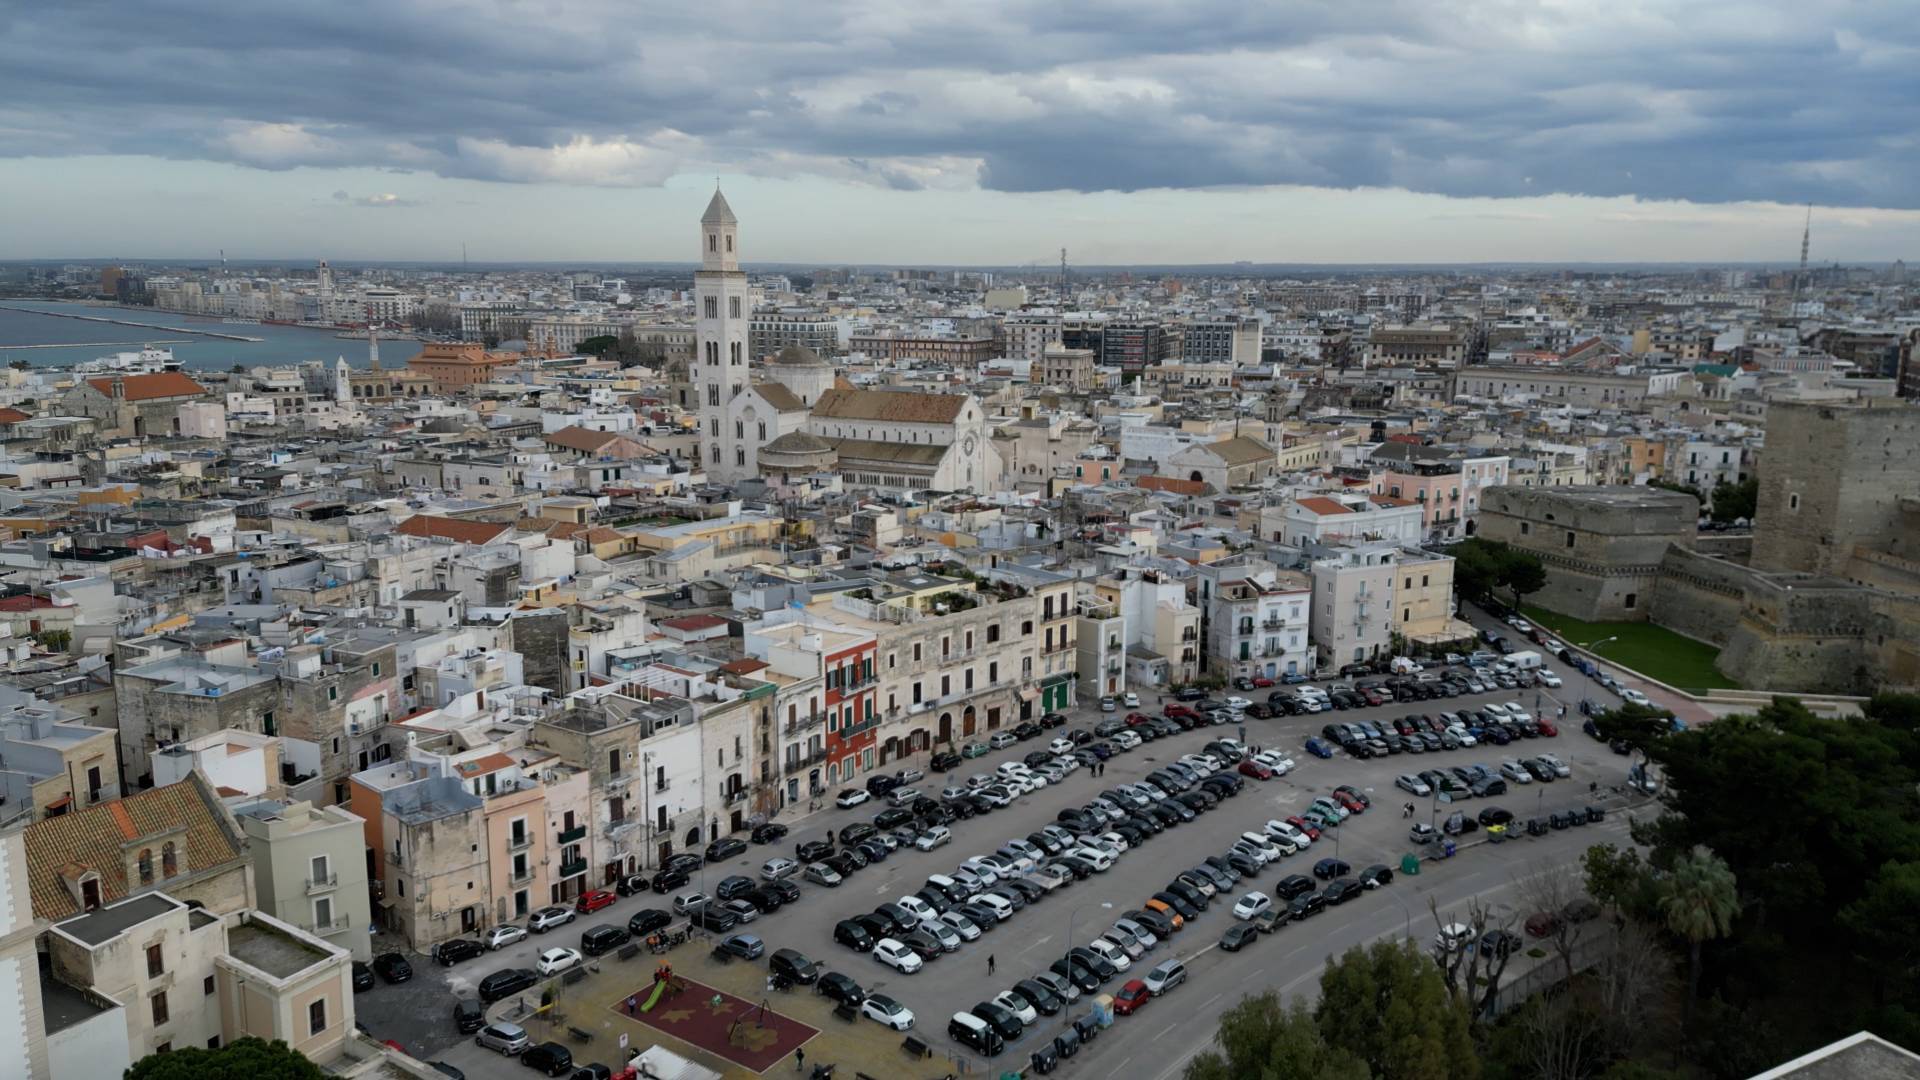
[366,301,381,370]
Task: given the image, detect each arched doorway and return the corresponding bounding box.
[1189,470,1203,483]
[685,826,702,848]
[938,712,953,745]
[962,705,977,737]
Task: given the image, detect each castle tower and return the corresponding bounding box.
[695,188,751,481]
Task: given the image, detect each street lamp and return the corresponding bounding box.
[1065,900,1114,968]
[1582,636,1619,651]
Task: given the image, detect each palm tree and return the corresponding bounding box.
[1661,844,1741,1029]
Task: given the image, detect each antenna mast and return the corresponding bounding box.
[1059,247,1068,296]
[1789,203,1812,313]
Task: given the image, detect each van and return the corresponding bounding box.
[579,924,630,957]
[989,731,1017,749]
[949,1011,1005,1056]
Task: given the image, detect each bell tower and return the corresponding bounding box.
[695,187,751,481]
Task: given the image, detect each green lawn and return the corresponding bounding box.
[1520,605,1739,691]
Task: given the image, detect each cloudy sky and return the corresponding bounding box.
[2,0,1916,264]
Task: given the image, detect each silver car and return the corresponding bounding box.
[476,1021,530,1054]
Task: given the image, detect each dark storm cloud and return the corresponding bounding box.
[1,0,1914,206]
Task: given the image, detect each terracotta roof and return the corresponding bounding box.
[1368,494,1418,507]
[827,438,949,468]
[719,658,767,675]
[1137,476,1209,496]
[753,382,809,413]
[454,752,516,777]
[583,527,624,544]
[23,772,246,920]
[395,514,513,545]
[0,407,31,423]
[659,613,727,632]
[812,387,969,424]
[84,372,207,401]
[543,426,622,454]
[1295,496,1354,515]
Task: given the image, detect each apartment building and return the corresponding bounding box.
[1092,567,1202,688]
[1264,494,1425,547]
[0,687,120,820]
[234,799,374,962]
[1310,543,1400,666]
[1206,571,1312,682]
[1075,598,1127,702]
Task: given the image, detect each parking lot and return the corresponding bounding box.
[362,620,1662,1077]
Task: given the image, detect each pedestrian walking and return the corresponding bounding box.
[795,1048,805,1072]
[825,828,834,845]
[988,954,996,976]
[627,994,638,1015]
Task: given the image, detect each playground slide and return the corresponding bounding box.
[640,980,669,1012]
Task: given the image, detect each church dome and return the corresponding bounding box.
[758,430,838,475]
[769,343,829,367]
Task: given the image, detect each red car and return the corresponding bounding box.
[1536,719,1558,737]
[1251,676,1274,688]
[1113,978,1152,1015]
[1332,790,1365,812]
[1125,712,1154,727]
[575,889,615,914]
[1334,784,1371,809]
[1285,815,1321,841]
[1164,704,1198,720]
[1238,760,1274,780]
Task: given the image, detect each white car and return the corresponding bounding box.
[1066,847,1114,872]
[1142,959,1187,994]
[1482,702,1510,719]
[835,788,870,808]
[1098,928,1146,960]
[1621,688,1652,707]
[1229,840,1273,867]
[1224,697,1252,712]
[1537,669,1564,688]
[1048,737,1074,755]
[940,911,983,940]
[528,906,575,933]
[914,826,952,852]
[971,893,1014,922]
[861,993,915,1030]
[671,892,709,915]
[1113,918,1159,951]
[1447,725,1479,747]
[1113,731,1142,750]
[1507,617,1533,633]
[1232,891,1273,920]
[1396,773,1432,797]
[993,990,1039,1025]
[536,947,581,976]
[1498,760,1534,784]
[952,863,995,890]
[1537,753,1572,778]
[1122,692,1141,708]
[1253,751,1295,775]
[1096,830,1131,854]
[1505,705,1533,723]
[895,895,936,922]
[1085,937,1132,971]
[872,939,923,974]
[1266,820,1312,848]
[484,924,528,950]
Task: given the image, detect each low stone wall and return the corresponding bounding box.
[1649,547,1750,647]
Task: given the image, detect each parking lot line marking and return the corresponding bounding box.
[1199,992,1223,1011]
[1157,1020,1181,1039]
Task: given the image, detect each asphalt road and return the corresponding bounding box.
[360,611,1667,1076]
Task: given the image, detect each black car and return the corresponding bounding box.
[1165,880,1210,911]
[821,853,861,877]
[742,887,784,914]
[372,952,413,984]
[1001,877,1045,904]
[705,837,748,862]
[1288,892,1328,919]
[1478,806,1514,827]
[1068,946,1117,981]
[1126,908,1175,939]
[715,874,756,902]
[854,913,894,942]
[1312,858,1352,881]
[874,806,917,830]
[833,919,876,951]
[434,938,485,967]
[452,997,485,1033]
[770,948,819,985]
[871,903,916,936]
[1050,956,1100,993]
[751,822,789,844]
[694,907,738,933]
[866,774,902,797]
[1358,865,1394,888]
[521,1042,573,1077]
[1323,879,1364,905]
[855,840,889,864]
[817,970,865,1006]
[351,961,374,992]
[1221,923,1262,952]
[650,868,690,893]
[839,822,878,847]
[930,751,962,772]
[662,853,703,876]
[614,873,651,897]
[765,879,802,905]
[899,928,944,961]
[1152,890,1199,920]
[796,839,834,862]
[1014,722,1043,739]
[478,967,537,1003]
[628,908,672,937]
[1012,978,1065,1016]
[1052,855,1095,880]
[943,797,978,820]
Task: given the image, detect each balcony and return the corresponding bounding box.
[386,849,404,868]
[723,788,749,805]
[1262,617,1284,629]
[782,715,823,738]
[305,916,351,936]
[604,773,629,791]
[654,778,671,793]
[305,873,338,895]
[557,825,587,845]
[509,867,534,886]
[558,858,588,879]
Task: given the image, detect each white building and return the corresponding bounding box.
[694,189,753,483]
[1264,493,1426,547]
[1207,571,1312,681]
[1310,543,1399,667]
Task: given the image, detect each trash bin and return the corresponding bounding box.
[1442,839,1457,858]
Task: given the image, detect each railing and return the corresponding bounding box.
[654,778,671,793]
[785,749,827,771]
[305,873,338,895]
[387,850,404,868]
[782,716,822,738]
[305,916,351,935]
[558,859,588,879]
[509,868,535,886]
[605,773,629,790]
[1263,617,1284,629]
[1263,646,1284,657]
[508,833,533,851]
[557,825,587,845]
[723,789,748,805]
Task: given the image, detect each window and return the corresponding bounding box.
[146,944,164,978]
[203,975,215,997]
[151,990,169,1026]
[161,842,177,878]
[729,296,741,318]
[1565,531,1576,549]
[758,421,766,441]
[311,854,330,883]
[986,624,1000,644]
[1789,493,1799,511]
[704,297,718,319]
[262,710,276,735]
[137,849,153,885]
[327,685,337,702]
[1624,592,1637,609]
[1518,522,1529,535]
[735,420,744,439]
[309,999,327,1036]
[314,896,333,929]
[371,662,381,677]
[708,234,717,251]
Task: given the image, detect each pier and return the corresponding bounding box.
[0,339,192,349]
[0,304,264,342]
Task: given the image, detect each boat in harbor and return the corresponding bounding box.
[72,345,184,374]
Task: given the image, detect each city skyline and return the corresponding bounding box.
[3,1,1917,262]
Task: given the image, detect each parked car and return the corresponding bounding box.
[574,889,616,914]
[372,952,413,984]
[434,938,485,967]
[528,906,576,933]
[475,1021,531,1055]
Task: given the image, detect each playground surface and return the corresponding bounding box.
[613,975,818,1074]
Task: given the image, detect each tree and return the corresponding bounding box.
[1498,547,1547,610]
[1582,843,1660,923]
[1429,895,1520,1023]
[1659,844,1741,1030]
[126,1037,324,1080]
[1706,476,1757,523]
[1452,539,1503,604]
[1319,938,1480,1078]
[1516,861,1593,986]
[577,334,621,357]
[1185,992,1369,1080]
